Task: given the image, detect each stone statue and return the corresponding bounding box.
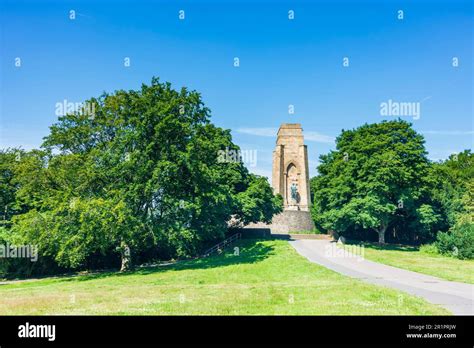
[290,183,297,201]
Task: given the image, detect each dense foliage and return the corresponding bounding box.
[436,223,474,260]
[311,120,473,258]
[0,78,282,276]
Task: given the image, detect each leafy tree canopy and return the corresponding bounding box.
[2,78,281,274]
[311,120,437,243]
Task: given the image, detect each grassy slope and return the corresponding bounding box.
[0,239,448,315]
[341,242,474,284]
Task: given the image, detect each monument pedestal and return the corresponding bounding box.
[268,210,316,233]
[286,204,299,211]
[245,210,316,234]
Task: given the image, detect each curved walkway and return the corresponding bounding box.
[290,239,473,315]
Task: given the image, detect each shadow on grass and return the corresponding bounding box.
[346,239,419,252]
[64,238,274,282]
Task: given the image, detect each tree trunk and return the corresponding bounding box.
[120,242,131,272]
[376,225,387,244]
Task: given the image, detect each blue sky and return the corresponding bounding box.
[1,0,472,179]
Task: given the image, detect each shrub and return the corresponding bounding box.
[419,243,439,255]
[435,223,474,259]
[451,223,474,259]
[436,232,454,255]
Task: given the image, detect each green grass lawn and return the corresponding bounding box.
[0,239,449,315]
[340,241,474,284]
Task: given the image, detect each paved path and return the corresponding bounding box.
[290,239,474,315]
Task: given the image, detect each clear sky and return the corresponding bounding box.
[1,0,472,179]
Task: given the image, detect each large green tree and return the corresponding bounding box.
[5,78,281,274]
[311,120,436,244]
[428,150,473,227]
[0,149,26,225]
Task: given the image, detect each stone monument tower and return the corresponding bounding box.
[244,123,316,234]
[272,124,311,212]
